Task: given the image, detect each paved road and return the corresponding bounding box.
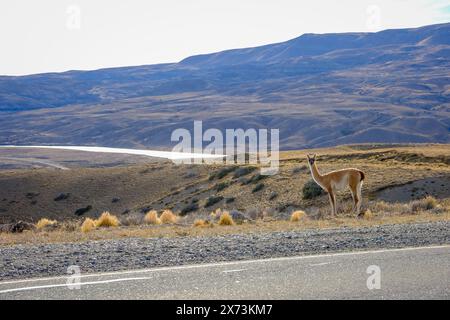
[0,245,448,300]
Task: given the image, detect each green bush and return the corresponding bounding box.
[252,183,265,193]
[302,180,324,199]
[233,166,256,178]
[180,203,199,216]
[210,167,236,180]
[215,182,229,192]
[241,173,267,185]
[205,196,224,208]
[225,197,236,203]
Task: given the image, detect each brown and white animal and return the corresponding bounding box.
[306,154,365,217]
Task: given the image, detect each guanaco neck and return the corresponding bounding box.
[308,162,324,184]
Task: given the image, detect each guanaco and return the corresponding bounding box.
[306,154,365,217]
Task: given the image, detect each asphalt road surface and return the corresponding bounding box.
[0,245,448,300]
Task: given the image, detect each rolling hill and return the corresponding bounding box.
[0,23,449,149]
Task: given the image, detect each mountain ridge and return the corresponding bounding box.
[0,23,449,149]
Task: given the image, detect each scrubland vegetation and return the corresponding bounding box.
[144,210,161,225]
[1,195,449,245]
[1,144,449,245]
[290,210,307,222]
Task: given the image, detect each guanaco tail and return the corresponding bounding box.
[306,154,365,217]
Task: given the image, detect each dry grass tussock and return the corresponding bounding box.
[144,210,161,225]
[3,211,449,246]
[95,212,120,228]
[2,196,448,245]
[290,210,307,222]
[218,211,235,226]
[193,219,211,228]
[81,218,96,233]
[35,218,57,230]
[410,196,438,212]
[368,196,443,216]
[363,209,374,220]
[160,210,178,224]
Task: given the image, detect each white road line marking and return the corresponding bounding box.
[1,245,448,286]
[222,269,247,273]
[0,277,153,294]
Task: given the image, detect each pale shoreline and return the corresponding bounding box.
[0,145,225,161]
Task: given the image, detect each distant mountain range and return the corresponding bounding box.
[0,23,449,149]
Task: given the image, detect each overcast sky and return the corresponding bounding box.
[1,0,449,75]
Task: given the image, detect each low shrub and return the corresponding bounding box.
[209,167,235,180]
[292,166,307,174]
[193,219,210,228]
[302,180,324,199]
[240,173,267,185]
[95,212,120,228]
[218,211,235,226]
[225,197,235,204]
[160,209,178,224]
[252,183,264,193]
[411,196,438,212]
[205,196,224,208]
[180,203,199,216]
[215,182,229,192]
[363,209,374,220]
[81,218,96,233]
[290,210,306,222]
[233,166,256,178]
[144,210,161,225]
[35,218,57,230]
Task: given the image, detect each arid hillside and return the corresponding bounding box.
[0,144,449,225]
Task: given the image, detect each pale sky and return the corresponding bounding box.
[1,0,449,76]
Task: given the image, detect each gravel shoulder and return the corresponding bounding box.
[1,221,449,281]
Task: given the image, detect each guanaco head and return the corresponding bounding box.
[306,153,316,166]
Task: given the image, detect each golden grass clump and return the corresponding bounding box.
[218,211,235,226]
[144,210,161,225]
[81,218,96,233]
[160,209,178,224]
[95,211,120,228]
[411,196,438,212]
[36,218,57,230]
[370,200,409,215]
[363,209,374,220]
[193,219,210,228]
[424,196,438,210]
[290,210,307,222]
